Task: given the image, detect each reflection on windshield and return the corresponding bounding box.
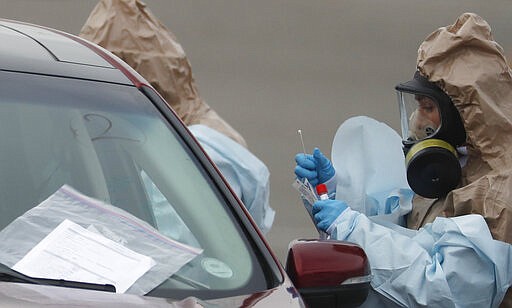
[141,170,200,248]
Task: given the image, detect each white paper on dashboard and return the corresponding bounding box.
[12,219,156,293]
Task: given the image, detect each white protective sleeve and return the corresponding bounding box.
[188,124,275,234]
[330,209,512,307]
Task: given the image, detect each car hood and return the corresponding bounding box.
[0,280,304,308]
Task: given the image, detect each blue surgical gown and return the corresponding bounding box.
[328,209,512,307]
[188,124,275,234]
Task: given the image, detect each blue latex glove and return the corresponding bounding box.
[294,147,335,187]
[312,199,348,232]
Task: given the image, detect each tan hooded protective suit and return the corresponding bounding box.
[406,13,512,246]
[404,13,512,307]
[79,0,247,147]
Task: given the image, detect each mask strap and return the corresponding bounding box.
[457,146,468,167]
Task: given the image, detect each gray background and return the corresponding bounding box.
[2,0,512,263]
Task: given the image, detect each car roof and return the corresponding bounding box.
[0,19,135,85]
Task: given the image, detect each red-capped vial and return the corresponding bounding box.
[316,184,329,200]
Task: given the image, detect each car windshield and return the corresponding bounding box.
[0,70,276,299]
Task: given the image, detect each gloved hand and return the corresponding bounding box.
[294,147,335,187]
[312,199,348,232]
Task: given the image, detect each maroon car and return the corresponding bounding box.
[0,19,370,307]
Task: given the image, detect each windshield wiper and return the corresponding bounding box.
[0,263,115,292]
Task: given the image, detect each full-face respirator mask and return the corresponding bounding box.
[395,71,466,199]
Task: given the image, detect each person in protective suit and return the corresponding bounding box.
[79,0,274,234]
[294,12,512,307]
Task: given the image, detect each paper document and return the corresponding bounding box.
[292,178,317,205]
[13,219,156,293]
[292,178,318,220]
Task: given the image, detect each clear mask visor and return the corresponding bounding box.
[397,91,442,142]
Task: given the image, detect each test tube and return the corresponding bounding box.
[315,184,330,240]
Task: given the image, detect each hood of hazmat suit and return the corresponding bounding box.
[409,12,512,244]
[79,0,247,147]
